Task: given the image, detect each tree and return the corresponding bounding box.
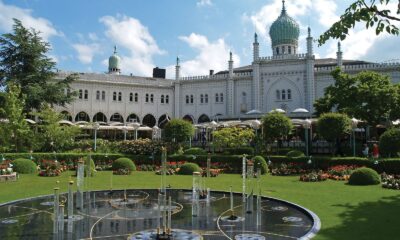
[317,113,351,155]
[0,19,76,112]
[163,119,194,143]
[0,84,34,152]
[35,105,80,152]
[379,128,400,157]
[315,68,398,127]
[318,0,400,45]
[261,112,293,143]
[213,127,254,148]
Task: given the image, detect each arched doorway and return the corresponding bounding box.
[158,114,170,129]
[110,113,124,123]
[93,112,107,123]
[183,115,194,124]
[127,113,140,123]
[75,111,90,122]
[61,111,72,121]
[143,114,156,127]
[198,114,210,124]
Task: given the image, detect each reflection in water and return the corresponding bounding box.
[0,189,318,240]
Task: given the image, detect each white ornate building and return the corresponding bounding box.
[56,1,400,128]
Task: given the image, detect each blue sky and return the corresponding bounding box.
[1,0,399,78]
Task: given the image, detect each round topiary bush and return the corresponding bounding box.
[287,150,305,158]
[348,167,380,185]
[12,158,37,174]
[112,158,136,173]
[379,128,400,157]
[253,156,268,175]
[184,147,207,155]
[178,163,201,175]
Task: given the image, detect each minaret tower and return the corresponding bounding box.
[253,33,260,62]
[227,52,234,117]
[337,42,343,68]
[175,57,181,80]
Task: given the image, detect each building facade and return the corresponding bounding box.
[56,1,400,127]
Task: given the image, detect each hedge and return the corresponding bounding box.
[4,153,400,174]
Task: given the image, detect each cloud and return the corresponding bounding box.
[0,0,61,41]
[166,33,240,78]
[72,43,101,64]
[99,15,164,76]
[197,0,212,7]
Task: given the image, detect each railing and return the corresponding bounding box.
[315,62,400,73]
[258,53,309,62]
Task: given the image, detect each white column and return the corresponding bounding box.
[174,82,181,118]
[227,52,235,117]
[252,63,260,111]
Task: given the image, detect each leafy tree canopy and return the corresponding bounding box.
[314,68,398,126]
[261,112,293,142]
[0,84,33,152]
[318,0,400,45]
[213,127,254,148]
[317,112,352,142]
[163,119,194,143]
[0,19,76,112]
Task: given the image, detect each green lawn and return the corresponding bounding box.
[1,171,399,240]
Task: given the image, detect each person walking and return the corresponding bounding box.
[372,143,379,159]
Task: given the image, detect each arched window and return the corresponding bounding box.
[282,90,286,100]
[205,94,208,104]
[276,90,280,100]
[190,95,194,104]
[129,93,133,102]
[186,95,189,104]
[145,93,149,103]
[220,93,224,102]
[161,95,165,104]
[84,90,88,100]
[134,93,138,102]
[166,95,169,104]
[276,47,279,55]
[150,94,154,103]
[215,93,219,103]
[118,92,122,102]
[200,94,204,104]
[113,92,117,101]
[242,92,247,103]
[102,91,106,101]
[288,46,292,54]
[79,89,83,99]
[96,90,100,100]
[287,89,292,100]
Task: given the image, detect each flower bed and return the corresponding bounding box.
[381,173,400,190]
[37,160,67,177]
[327,165,360,181]
[270,163,307,176]
[113,168,131,175]
[300,171,329,182]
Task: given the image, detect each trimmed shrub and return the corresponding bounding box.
[224,147,254,155]
[12,158,37,174]
[380,128,400,157]
[178,163,201,175]
[287,150,305,158]
[348,167,380,185]
[184,148,207,155]
[112,158,136,173]
[253,156,268,174]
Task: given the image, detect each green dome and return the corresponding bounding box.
[269,3,300,46]
[109,46,120,70]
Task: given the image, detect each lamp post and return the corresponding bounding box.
[209,121,218,154]
[93,122,100,152]
[131,122,140,140]
[351,118,359,157]
[303,119,312,157]
[250,120,261,154]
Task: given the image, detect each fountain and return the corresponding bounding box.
[76,159,84,210]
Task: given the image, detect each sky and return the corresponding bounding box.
[0,0,399,79]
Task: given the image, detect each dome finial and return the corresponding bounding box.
[282,0,286,13]
[254,32,258,43]
[113,45,117,54]
[176,56,180,66]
